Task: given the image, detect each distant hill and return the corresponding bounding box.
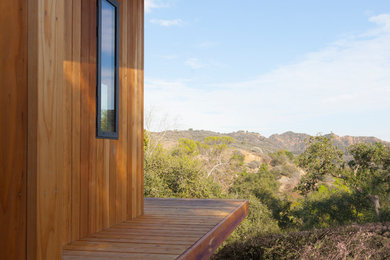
[152,130,389,155]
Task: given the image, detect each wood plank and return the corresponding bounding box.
[79,0,91,239]
[65,240,189,255]
[103,139,110,228]
[63,250,177,260]
[83,234,200,244]
[109,142,117,226]
[145,210,236,216]
[144,205,238,211]
[126,0,134,219]
[136,1,144,216]
[71,0,82,242]
[94,231,206,241]
[36,0,72,259]
[63,0,74,248]
[122,221,221,227]
[145,197,245,204]
[117,219,219,226]
[133,214,225,219]
[27,0,39,259]
[81,237,197,244]
[126,216,224,222]
[101,231,209,240]
[88,0,97,235]
[128,0,138,219]
[105,228,210,237]
[106,227,215,234]
[139,0,145,217]
[117,222,218,228]
[96,139,104,231]
[118,0,128,224]
[0,0,27,259]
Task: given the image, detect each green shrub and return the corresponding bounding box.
[227,195,280,242]
[291,182,375,230]
[144,145,223,199]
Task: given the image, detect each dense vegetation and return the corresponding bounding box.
[214,222,390,260]
[144,131,390,259]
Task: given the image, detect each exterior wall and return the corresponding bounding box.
[0,1,28,259]
[27,0,144,259]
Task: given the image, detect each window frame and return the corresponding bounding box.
[96,0,120,139]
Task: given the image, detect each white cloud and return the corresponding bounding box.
[145,14,390,140]
[160,55,178,60]
[145,0,169,13]
[197,41,219,49]
[185,58,205,69]
[369,14,390,31]
[150,18,183,27]
[185,58,224,69]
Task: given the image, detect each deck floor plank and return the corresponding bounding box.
[63,198,248,260]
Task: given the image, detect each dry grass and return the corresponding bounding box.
[213,222,390,260]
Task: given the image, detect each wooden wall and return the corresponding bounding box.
[0,0,28,259]
[26,0,144,259]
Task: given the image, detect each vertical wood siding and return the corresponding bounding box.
[0,1,28,259]
[27,0,144,259]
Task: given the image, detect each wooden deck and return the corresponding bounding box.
[63,198,248,260]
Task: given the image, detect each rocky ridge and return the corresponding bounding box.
[153,130,389,155]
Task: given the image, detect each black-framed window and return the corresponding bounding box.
[97,0,119,139]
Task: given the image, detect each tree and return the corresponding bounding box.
[229,151,245,169]
[198,136,235,177]
[174,138,198,156]
[347,143,390,218]
[296,135,344,195]
[297,135,390,219]
[230,164,295,229]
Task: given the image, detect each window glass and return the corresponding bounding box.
[98,0,119,138]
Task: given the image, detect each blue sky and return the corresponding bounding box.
[144,0,390,141]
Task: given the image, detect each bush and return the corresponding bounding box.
[227,195,280,242]
[291,183,376,230]
[144,145,223,199]
[213,222,390,260]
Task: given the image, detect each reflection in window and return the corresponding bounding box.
[97,0,119,139]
